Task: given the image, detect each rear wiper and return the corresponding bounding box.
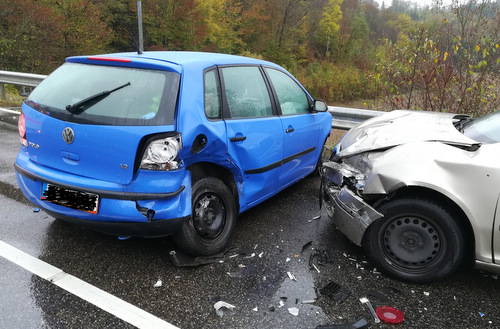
[65,82,131,114]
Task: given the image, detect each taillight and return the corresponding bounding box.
[140,134,182,171]
[18,113,28,147]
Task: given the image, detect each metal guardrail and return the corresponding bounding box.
[0,70,383,130]
[0,70,47,100]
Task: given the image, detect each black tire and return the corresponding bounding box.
[363,197,466,283]
[174,177,237,256]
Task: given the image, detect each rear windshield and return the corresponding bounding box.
[25,63,180,126]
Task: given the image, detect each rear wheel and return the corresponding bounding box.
[363,197,466,283]
[174,177,237,256]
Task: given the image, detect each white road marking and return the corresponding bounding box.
[0,240,179,329]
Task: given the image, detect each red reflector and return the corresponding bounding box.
[376,306,404,324]
[87,56,132,63]
[18,113,26,138]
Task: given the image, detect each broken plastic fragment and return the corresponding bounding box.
[424,291,430,296]
[288,307,299,316]
[359,297,380,324]
[169,247,238,267]
[367,290,389,304]
[252,307,258,312]
[309,249,334,270]
[33,208,40,212]
[301,241,313,253]
[287,272,297,281]
[319,281,351,304]
[376,306,404,324]
[227,272,243,278]
[479,312,485,317]
[214,301,236,317]
[118,236,131,240]
[153,279,162,288]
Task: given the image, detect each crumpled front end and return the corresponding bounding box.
[321,155,383,246]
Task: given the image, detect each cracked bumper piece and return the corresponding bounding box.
[324,185,383,246]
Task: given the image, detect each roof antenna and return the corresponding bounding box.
[128,29,143,55]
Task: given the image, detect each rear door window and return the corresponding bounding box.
[26,63,180,126]
[221,66,273,118]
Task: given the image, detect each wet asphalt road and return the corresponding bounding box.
[1,120,500,329]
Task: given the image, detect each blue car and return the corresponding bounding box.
[15,51,332,255]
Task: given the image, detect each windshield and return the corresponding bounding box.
[26,63,180,126]
[463,111,500,143]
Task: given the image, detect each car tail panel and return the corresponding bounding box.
[22,105,175,185]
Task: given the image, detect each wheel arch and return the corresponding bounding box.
[188,162,240,213]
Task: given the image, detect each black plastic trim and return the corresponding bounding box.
[244,146,316,174]
[14,163,185,201]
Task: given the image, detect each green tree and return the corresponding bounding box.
[316,0,342,57]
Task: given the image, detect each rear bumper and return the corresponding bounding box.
[15,156,192,237]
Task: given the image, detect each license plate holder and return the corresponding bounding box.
[41,183,99,214]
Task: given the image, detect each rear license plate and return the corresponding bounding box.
[41,183,99,214]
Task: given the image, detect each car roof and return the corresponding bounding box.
[66,51,281,73]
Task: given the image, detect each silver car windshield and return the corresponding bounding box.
[26,63,180,126]
[464,111,500,143]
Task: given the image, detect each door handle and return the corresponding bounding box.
[230,136,247,142]
[286,128,295,133]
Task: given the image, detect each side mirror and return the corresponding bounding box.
[313,100,328,112]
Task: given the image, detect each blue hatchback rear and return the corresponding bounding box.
[15,51,332,255]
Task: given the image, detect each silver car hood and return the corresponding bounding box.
[338,110,479,157]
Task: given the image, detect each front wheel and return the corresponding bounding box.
[174,177,237,256]
[363,197,466,283]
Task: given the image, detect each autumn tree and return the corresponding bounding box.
[378,0,500,115]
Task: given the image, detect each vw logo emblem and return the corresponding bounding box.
[62,127,75,144]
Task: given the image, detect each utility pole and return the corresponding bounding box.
[137,0,144,52]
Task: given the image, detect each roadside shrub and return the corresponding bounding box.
[297,60,369,103]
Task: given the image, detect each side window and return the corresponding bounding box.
[221,66,273,118]
[204,69,220,119]
[265,68,310,115]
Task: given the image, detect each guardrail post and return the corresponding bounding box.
[0,83,5,100]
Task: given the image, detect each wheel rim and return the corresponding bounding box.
[193,192,226,240]
[381,215,445,271]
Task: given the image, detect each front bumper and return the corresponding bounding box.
[15,155,192,238]
[321,162,383,246]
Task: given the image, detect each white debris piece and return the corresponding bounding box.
[288,307,299,316]
[153,279,162,288]
[214,301,236,317]
[287,272,297,281]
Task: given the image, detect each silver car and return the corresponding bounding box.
[321,110,500,282]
